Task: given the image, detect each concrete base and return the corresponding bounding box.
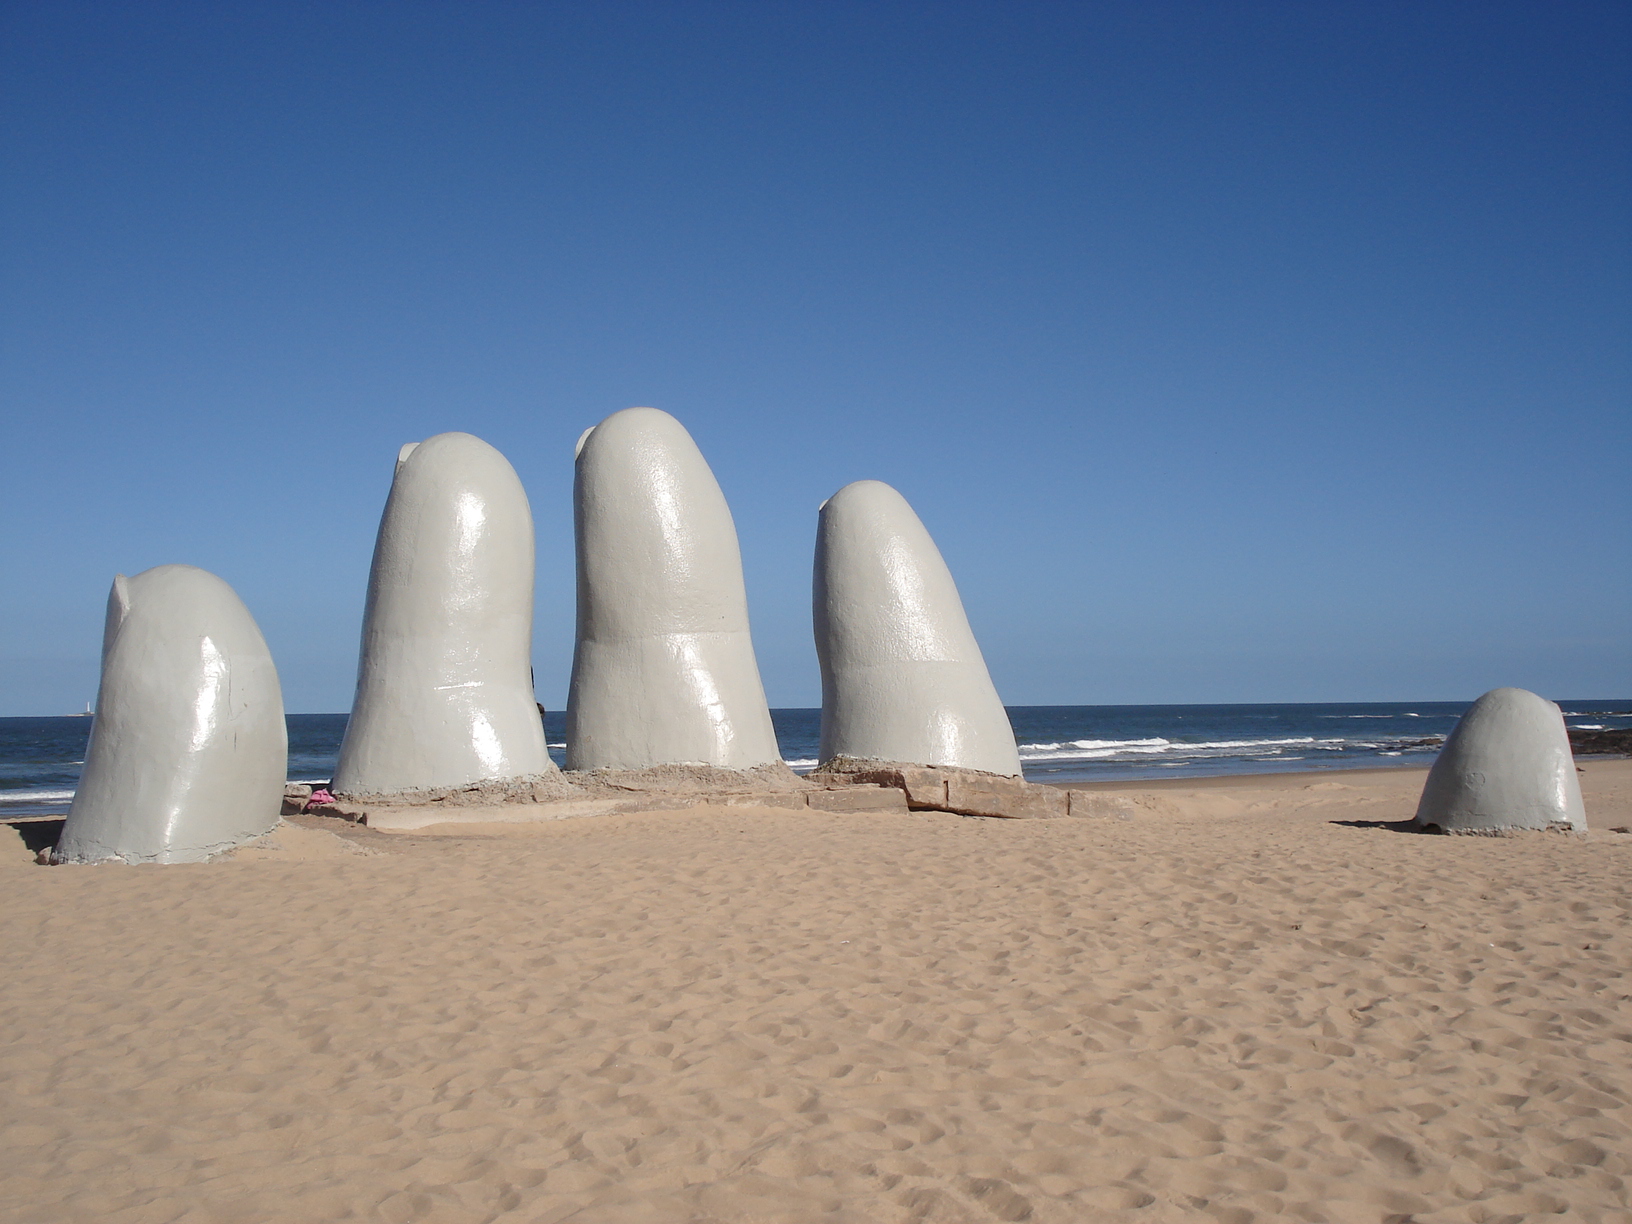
[303,758,1087,833]
[330,773,578,808]
[322,785,916,832]
[334,800,631,832]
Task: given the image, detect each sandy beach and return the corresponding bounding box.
[3,760,1629,1224]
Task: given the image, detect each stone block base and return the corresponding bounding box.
[945,776,1068,819]
[716,790,810,810]
[307,760,1120,831]
[808,759,1070,819]
[805,786,912,814]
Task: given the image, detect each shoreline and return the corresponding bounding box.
[1054,756,1630,796]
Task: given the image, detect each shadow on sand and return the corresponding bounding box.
[6,819,64,855]
[1330,818,1434,834]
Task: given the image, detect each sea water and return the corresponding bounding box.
[4,700,1628,819]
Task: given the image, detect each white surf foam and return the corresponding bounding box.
[1016,736,1336,763]
[1017,737,1169,752]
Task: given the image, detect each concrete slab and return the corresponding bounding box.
[352,800,629,832]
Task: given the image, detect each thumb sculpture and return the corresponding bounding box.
[567,407,780,771]
[814,480,1021,777]
[333,432,555,798]
[1412,687,1586,834]
[53,565,286,864]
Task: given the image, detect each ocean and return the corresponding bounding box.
[4,700,1629,820]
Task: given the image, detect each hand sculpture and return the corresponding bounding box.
[1412,687,1586,834]
[334,433,554,798]
[815,480,1021,777]
[54,565,286,863]
[567,408,779,771]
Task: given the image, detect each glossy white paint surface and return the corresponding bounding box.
[815,480,1021,777]
[55,565,286,864]
[333,432,554,796]
[1413,687,1586,833]
[567,407,779,770]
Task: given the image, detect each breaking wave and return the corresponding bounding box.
[1015,734,1439,765]
[1018,736,1170,754]
[0,788,75,803]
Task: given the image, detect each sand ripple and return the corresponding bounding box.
[2,762,1629,1222]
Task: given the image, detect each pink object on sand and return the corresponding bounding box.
[305,788,335,810]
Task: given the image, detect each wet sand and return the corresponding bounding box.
[2,760,1629,1223]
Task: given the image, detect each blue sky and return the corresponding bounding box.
[2,0,1628,715]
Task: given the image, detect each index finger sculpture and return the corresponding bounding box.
[567,407,780,771]
[333,432,555,798]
